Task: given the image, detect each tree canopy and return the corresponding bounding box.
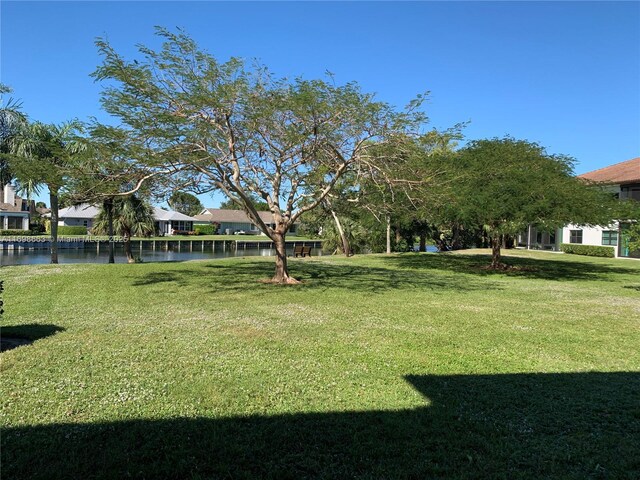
[92,27,428,282]
[168,191,203,217]
[450,137,621,267]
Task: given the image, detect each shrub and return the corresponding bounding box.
[57,226,87,235]
[560,243,615,258]
[0,229,38,236]
[194,224,218,235]
[29,223,46,234]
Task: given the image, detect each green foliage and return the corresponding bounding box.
[560,243,615,258]
[168,191,203,217]
[219,194,269,212]
[92,195,155,238]
[92,27,427,279]
[0,229,37,236]
[9,120,84,194]
[29,223,45,234]
[194,224,218,235]
[626,223,640,252]
[57,226,87,235]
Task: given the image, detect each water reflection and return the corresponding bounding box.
[0,245,283,266]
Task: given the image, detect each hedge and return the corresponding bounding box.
[0,229,39,236]
[57,226,87,235]
[560,243,615,258]
[194,224,218,235]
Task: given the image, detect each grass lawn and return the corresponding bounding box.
[1,250,639,479]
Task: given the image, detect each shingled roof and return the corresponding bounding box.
[578,157,640,185]
[195,208,274,224]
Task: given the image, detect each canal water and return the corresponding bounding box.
[0,244,309,266]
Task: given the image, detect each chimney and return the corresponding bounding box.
[3,183,16,205]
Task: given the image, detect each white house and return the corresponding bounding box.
[56,204,198,236]
[518,157,639,258]
[0,183,30,230]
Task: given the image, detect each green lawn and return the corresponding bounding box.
[1,250,639,479]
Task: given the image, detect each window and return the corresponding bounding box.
[602,230,618,246]
[83,220,88,227]
[569,230,583,244]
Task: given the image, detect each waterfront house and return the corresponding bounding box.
[0,183,30,230]
[518,157,639,257]
[194,208,298,235]
[56,204,198,236]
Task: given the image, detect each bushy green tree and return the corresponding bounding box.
[452,137,621,268]
[93,27,427,283]
[219,193,269,212]
[168,191,203,217]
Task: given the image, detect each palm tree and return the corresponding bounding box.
[9,120,84,263]
[0,84,27,186]
[92,195,155,263]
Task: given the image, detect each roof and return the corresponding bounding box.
[0,202,28,214]
[57,204,101,219]
[578,157,640,185]
[0,189,28,214]
[196,208,274,224]
[57,204,197,222]
[151,207,197,222]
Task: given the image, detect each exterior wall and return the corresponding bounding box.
[562,223,620,257]
[1,214,30,230]
[517,227,560,251]
[59,218,93,229]
[220,222,260,234]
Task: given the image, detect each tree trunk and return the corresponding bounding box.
[452,224,462,250]
[386,215,391,254]
[419,234,427,252]
[124,232,134,263]
[104,198,115,264]
[271,231,299,284]
[329,207,351,256]
[491,236,502,268]
[49,189,59,264]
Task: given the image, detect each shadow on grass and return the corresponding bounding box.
[382,252,637,281]
[3,372,638,479]
[0,324,65,352]
[130,260,503,294]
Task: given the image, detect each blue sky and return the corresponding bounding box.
[2,1,639,207]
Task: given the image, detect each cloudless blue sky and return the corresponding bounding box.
[2,1,639,207]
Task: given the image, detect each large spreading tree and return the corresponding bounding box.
[452,137,621,268]
[93,28,426,283]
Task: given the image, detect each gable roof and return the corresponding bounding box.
[578,157,640,185]
[57,204,198,222]
[151,207,197,222]
[58,204,101,219]
[196,208,274,224]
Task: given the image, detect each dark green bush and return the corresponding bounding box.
[194,224,218,235]
[560,243,615,258]
[30,223,46,234]
[57,226,87,235]
[0,229,38,236]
